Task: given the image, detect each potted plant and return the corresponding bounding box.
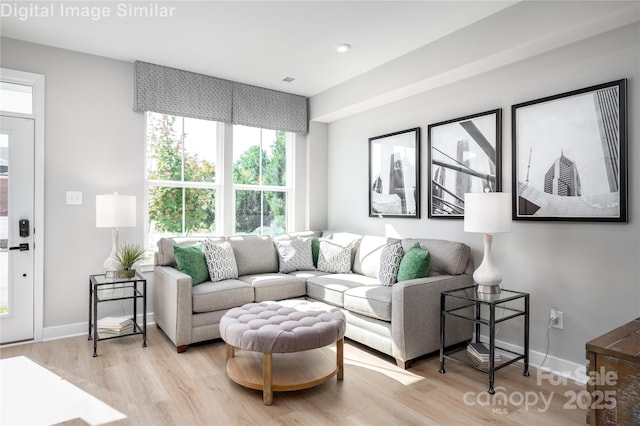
[114,243,147,278]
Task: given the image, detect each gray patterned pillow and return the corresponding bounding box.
[274,237,316,273]
[203,240,238,282]
[378,243,404,286]
[317,239,353,274]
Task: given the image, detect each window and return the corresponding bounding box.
[146,113,219,243]
[0,81,33,114]
[145,114,294,246]
[233,125,291,236]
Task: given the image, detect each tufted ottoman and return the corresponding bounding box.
[219,300,346,405]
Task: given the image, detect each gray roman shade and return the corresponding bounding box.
[134,61,308,134]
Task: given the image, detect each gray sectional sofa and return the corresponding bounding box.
[153,231,474,368]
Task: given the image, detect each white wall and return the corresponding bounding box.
[1,37,146,333]
[322,23,640,368]
[306,121,329,231]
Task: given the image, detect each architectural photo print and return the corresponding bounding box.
[428,110,501,218]
[513,79,627,221]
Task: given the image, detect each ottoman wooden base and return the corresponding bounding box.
[226,338,344,405]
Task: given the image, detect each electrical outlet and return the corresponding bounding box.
[550,308,564,330]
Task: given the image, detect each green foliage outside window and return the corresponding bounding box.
[233,130,287,234]
[147,114,216,234]
[147,113,288,237]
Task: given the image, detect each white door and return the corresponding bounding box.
[0,115,35,344]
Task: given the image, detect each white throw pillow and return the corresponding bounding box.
[274,237,316,273]
[203,240,238,282]
[378,242,404,286]
[317,239,353,274]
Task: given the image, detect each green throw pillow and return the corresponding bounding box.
[397,242,431,281]
[173,243,209,286]
[312,234,332,266]
[311,237,320,266]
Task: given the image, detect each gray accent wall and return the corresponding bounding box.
[319,23,639,367]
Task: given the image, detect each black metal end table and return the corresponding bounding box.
[88,272,147,357]
[439,285,529,394]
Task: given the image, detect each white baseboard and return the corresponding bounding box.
[43,312,155,342]
[485,337,588,384]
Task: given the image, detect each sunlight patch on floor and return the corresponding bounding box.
[0,356,126,425]
[328,344,425,386]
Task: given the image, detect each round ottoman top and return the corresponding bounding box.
[219,300,346,353]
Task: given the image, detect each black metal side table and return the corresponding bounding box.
[88,272,147,357]
[439,285,529,394]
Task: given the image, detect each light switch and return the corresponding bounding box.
[66,191,83,205]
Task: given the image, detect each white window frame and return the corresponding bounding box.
[143,113,223,247]
[231,127,294,235]
[144,118,295,242]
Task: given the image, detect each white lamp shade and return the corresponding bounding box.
[96,194,136,228]
[464,192,511,234]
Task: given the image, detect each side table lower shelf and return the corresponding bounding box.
[441,344,527,376]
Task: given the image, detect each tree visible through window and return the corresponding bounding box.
[233,126,289,235]
[145,115,291,244]
[146,113,217,241]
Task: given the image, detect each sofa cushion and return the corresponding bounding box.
[288,270,329,279]
[228,235,278,276]
[203,240,239,282]
[343,286,392,321]
[397,242,430,282]
[317,239,353,273]
[173,243,209,286]
[274,237,315,273]
[401,238,470,276]
[157,236,225,267]
[239,273,307,302]
[378,242,404,286]
[306,273,379,307]
[352,235,401,278]
[191,279,254,313]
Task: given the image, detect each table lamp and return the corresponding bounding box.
[96,193,136,278]
[464,191,511,294]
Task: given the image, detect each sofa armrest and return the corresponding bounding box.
[391,274,473,363]
[153,265,194,348]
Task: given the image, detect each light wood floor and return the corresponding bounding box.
[1,327,586,425]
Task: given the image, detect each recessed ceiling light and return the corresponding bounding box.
[334,43,351,53]
[282,77,295,83]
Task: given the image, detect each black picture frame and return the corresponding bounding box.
[427,109,502,218]
[512,79,627,222]
[369,128,420,218]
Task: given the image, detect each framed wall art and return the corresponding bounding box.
[369,128,420,218]
[427,109,502,218]
[512,79,627,222]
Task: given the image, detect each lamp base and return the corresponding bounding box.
[104,251,120,280]
[476,283,501,294]
[473,233,503,296]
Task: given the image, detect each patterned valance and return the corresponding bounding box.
[133,61,233,123]
[134,61,308,134]
[233,82,308,135]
